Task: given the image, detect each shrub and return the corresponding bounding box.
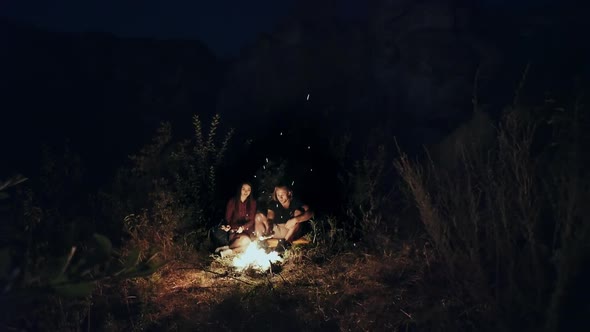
[395,97,590,331]
[104,114,234,254]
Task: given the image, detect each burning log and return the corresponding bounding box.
[265,238,311,248]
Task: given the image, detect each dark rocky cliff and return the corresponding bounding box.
[1,0,586,177]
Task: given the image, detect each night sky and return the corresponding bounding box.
[0,0,552,56]
[1,0,299,56]
[0,0,578,176]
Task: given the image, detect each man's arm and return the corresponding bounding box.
[285,204,313,230]
[292,204,314,224]
[267,209,275,223]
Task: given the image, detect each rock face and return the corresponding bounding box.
[372,0,481,119]
[1,0,584,174]
[219,1,493,121]
[217,0,586,150]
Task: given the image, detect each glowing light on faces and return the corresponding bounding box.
[275,188,290,205]
[232,241,282,271]
[240,184,251,199]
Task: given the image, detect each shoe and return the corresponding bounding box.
[275,239,291,254]
[214,245,230,253]
[257,230,275,241]
[258,234,273,241]
[219,248,234,258]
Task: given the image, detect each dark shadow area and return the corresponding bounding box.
[0,0,588,331]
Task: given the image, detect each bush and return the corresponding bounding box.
[395,97,590,331]
[104,114,235,255]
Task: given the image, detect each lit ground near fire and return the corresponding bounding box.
[121,242,481,331]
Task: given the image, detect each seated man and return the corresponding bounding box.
[255,184,313,250]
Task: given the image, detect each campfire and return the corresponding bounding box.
[232,240,282,272]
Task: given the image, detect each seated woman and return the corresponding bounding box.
[212,182,257,256]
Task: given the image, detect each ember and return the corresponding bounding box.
[232,241,282,272]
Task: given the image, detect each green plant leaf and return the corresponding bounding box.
[146,259,167,271]
[123,262,165,279]
[54,281,95,298]
[123,248,140,269]
[50,274,68,286]
[93,233,112,257]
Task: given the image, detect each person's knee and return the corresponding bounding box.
[255,212,267,224]
[285,222,309,242]
[255,213,271,234]
[241,235,252,245]
[231,234,251,251]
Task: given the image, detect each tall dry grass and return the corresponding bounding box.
[395,97,589,331]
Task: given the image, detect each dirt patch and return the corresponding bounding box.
[114,243,482,331]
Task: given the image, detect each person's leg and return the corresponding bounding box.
[271,224,292,253]
[254,212,270,236]
[272,224,289,239]
[229,234,252,253]
[283,209,304,242]
[284,223,302,242]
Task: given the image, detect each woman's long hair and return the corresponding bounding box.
[234,182,255,214]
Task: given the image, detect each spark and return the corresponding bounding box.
[291,180,295,186]
[265,157,269,163]
[400,309,413,319]
[306,93,310,101]
[307,145,311,150]
[280,132,283,136]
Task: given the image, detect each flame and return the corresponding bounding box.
[232,241,282,272]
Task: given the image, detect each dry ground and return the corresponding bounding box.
[110,242,484,332]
